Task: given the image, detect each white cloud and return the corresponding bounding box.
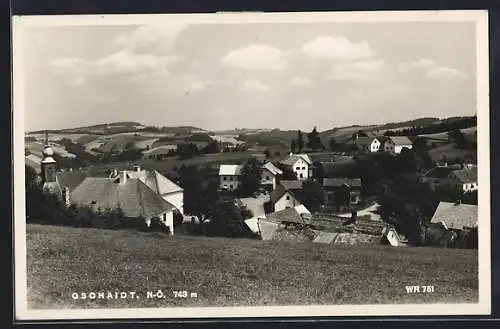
[424,66,468,80]
[93,50,179,76]
[302,36,376,60]
[182,74,214,93]
[114,24,187,55]
[398,58,467,80]
[290,77,313,87]
[222,44,289,70]
[241,79,271,91]
[50,57,89,75]
[329,59,385,80]
[67,75,87,86]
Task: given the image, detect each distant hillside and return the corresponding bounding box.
[28,122,205,136]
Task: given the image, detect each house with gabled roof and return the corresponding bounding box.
[71,172,176,234]
[430,201,478,231]
[279,153,312,181]
[322,178,362,212]
[219,164,243,191]
[268,183,302,213]
[109,165,184,214]
[383,136,413,154]
[353,137,381,153]
[261,162,283,190]
[448,166,478,193]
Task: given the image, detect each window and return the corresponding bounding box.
[302,167,305,170]
[296,167,300,170]
[229,184,233,189]
[299,173,303,178]
[266,176,270,180]
[229,177,233,181]
[223,177,227,181]
[163,213,166,222]
[286,195,290,200]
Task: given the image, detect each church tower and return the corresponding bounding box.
[41,130,57,184]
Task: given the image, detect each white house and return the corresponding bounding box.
[354,137,381,153]
[384,136,413,154]
[219,164,243,191]
[279,154,312,181]
[110,165,184,214]
[261,162,283,190]
[269,184,301,212]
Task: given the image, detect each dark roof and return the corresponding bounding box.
[280,154,304,166]
[70,177,175,218]
[308,152,352,163]
[280,180,304,190]
[451,167,477,184]
[388,136,413,145]
[269,184,294,205]
[323,178,362,188]
[423,166,456,179]
[25,155,41,173]
[57,171,88,192]
[354,137,379,146]
[430,201,478,230]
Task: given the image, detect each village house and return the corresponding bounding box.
[219,164,243,191]
[383,136,413,154]
[261,162,283,190]
[353,137,382,153]
[279,180,304,193]
[267,183,302,213]
[108,165,184,214]
[279,153,312,180]
[70,172,176,234]
[421,164,477,193]
[322,178,362,212]
[430,201,478,233]
[448,166,478,193]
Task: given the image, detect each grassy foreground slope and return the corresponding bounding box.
[26,224,478,309]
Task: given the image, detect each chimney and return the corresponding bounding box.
[120,171,128,184]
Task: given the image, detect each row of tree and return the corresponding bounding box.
[383,116,476,137]
[290,127,324,153]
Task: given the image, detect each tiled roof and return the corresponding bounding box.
[451,167,478,184]
[354,137,379,146]
[219,164,243,176]
[70,177,175,218]
[389,136,413,145]
[280,155,304,166]
[430,201,478,230]
[280,180,304,190]
[125,169,183,194]
[323,178,362,188]
[269,184,290,204]
[266,207,305,224]
[263,162,283,176]
[56,171,88,192]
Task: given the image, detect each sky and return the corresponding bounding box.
[19,20,477,132]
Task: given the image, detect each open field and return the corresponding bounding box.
[428,144,477,162]
[27,224,478,309]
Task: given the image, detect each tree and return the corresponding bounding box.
[396,148,418,174]
[278,164,297,181]
[307,127,322,151]
[205,200,254,238]
[296,130,304,152]
[239,157,263,197]
[329,137,338,151]
[300,180,324,213]
[290,139,297,153]
[201,141,220,154]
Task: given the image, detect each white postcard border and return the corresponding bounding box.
[12,10,491,320]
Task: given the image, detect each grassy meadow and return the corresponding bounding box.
[26,224,478,309]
